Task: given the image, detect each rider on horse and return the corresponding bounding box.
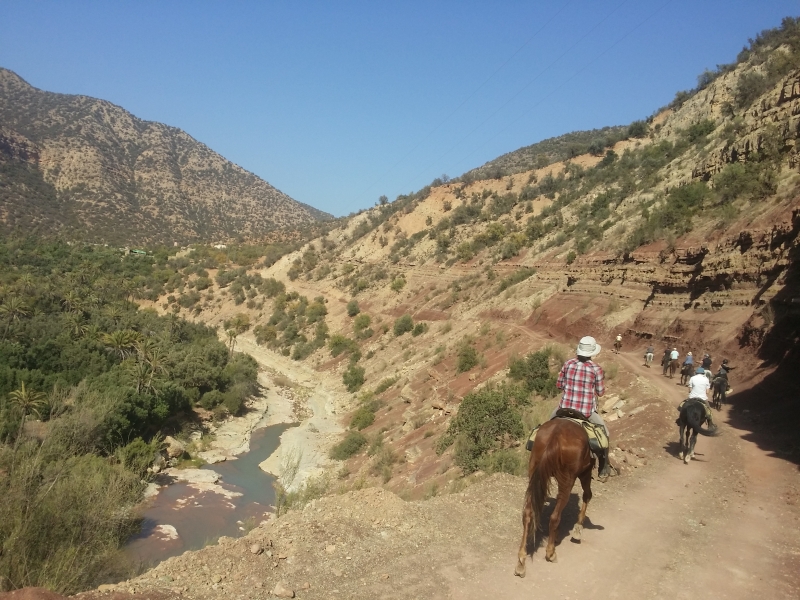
[679,366,716,429]
[714,359,735,401]
[661,348,671,375]
[683,352,694,368]
[644,344,654,367]
[550,336,612,480]
[702,353,713,381]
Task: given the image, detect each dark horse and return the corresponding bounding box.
[711,377,729,409]
[515,419,593,576]
[677,400,719,464]
[680,363,693,386]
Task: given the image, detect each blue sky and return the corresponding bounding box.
[1,1,797,217]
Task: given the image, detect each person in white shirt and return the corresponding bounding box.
[682,367,716,428]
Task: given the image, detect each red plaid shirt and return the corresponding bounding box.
[556,357,605,417]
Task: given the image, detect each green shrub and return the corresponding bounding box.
[627,120,648,138]
[393,314,414,336]
[116,437,159,479]
[684,119,717,144]
[497,267,535,293]
[735,71,769,108]
[478,448,526,476]
[411,322,428,337]
[374,376,399,394]
[343,364,366,392]
[199,389,225,409]
[329,432,367,460]
[329,334,358,358]
[353,313,371,333]
[566,250,577,265]
[350,405,376,430]
[435,384,527,473]
[508,349,558,396]
[0,444,143,594]
[456,342,480,373]
[390,277,406,292]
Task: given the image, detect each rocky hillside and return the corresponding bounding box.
[0,68,330,245]
[147,19,800,501]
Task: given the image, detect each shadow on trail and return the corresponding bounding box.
[524,492,604,556]
[727,214,800,471]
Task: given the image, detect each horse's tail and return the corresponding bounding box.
[528,434,561,531]
[686,403,719,437]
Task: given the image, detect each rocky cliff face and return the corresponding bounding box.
[0,68,330,245]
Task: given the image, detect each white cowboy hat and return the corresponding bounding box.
[576,336,601,357]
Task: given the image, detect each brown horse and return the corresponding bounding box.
[668,359,679,379]
[514,419,593,577]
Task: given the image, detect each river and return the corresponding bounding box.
[126,422,296,567]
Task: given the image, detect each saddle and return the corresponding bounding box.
[525,411,609,454]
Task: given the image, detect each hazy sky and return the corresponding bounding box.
[1,1,797,216]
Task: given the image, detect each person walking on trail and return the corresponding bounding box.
[644,345,655,367]
[614,334,622,354]
[679,366,716,429]
[549,335,612,479]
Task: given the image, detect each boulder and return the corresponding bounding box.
[163,436,185,459]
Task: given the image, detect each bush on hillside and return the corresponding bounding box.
[329,431,367,460]
[343,364,366,393]
[456,342,480,373]
[393,314,414,336]
[346,299,360,317]
[350,405,376,430]
[508,349,558,396]
[435,384,528,473]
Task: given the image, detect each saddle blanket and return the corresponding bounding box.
[525,417,609,453]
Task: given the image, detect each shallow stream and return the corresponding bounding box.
[126,422,296,567]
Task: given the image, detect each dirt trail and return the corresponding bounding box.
[445,349,800,599]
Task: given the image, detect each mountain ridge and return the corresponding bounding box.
[0,67,331,245]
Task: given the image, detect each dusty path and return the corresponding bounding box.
[443,348,800,599]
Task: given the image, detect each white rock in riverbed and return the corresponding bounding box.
[154,524,179,540]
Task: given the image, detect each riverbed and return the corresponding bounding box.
[126,422,296,567]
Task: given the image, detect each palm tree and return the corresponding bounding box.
[144,348,170,393]
[104,305,123,325]
[16,273,35,294]
[0,296,31,340]
[125,359,150,394]
[226,329,238,355]
[61,290,83,313]
[9,382,47,447]
[66,313,89,338]
[102,329,140,360]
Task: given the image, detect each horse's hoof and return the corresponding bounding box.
[570,526,582,541]
[683,456,689,464]
[546,552,558,563]
[514,564,526,578]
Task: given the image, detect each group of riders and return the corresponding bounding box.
[547,333,733,481]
